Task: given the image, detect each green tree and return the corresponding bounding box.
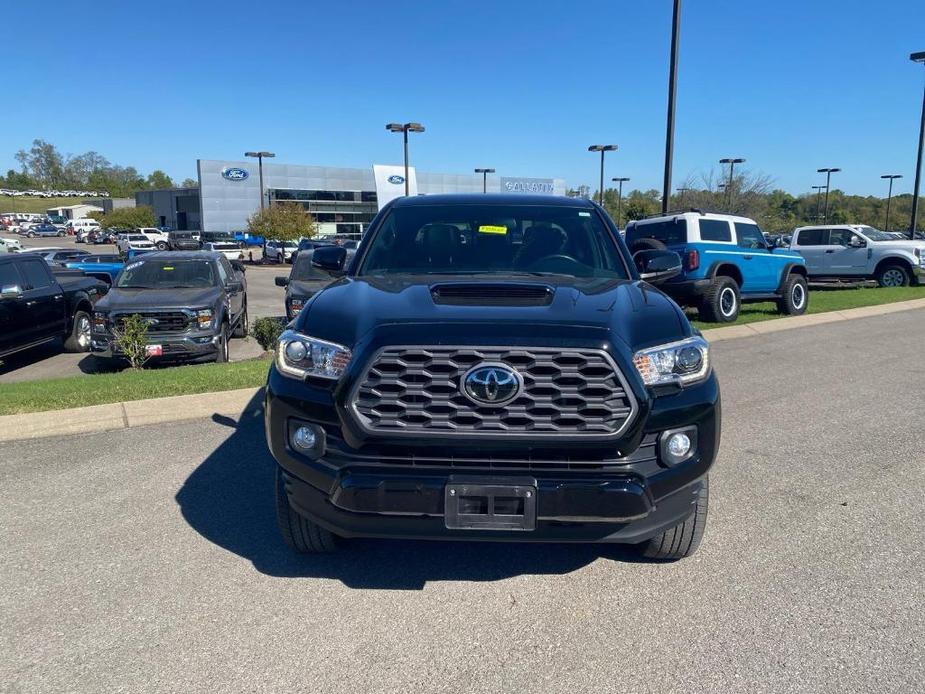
[180,178,198,188]
[247,202,317,242]
[15,139,65,187]
[90,205,157,230]
[146,170,174,190]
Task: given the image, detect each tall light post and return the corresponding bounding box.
[612,177,630,228]
[662,0,682,213]
[719,157,745,210]
[244,151,275,210]
[474,168,495,194]
[909,51,925,238]
[881,174,903,231]
[588,145,618,205]
[385,122,425,196]
[817,167,841,223]
[811,184,827,222]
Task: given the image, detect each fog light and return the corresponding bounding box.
[667,433,691,459]
[660,427,697,466]
[292,426,316,451]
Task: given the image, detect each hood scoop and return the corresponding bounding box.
[430,282,555,306]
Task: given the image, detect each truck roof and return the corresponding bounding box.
[390,194,593,208]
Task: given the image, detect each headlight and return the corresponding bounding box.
[633,336,710,387]
[196,309,213,329]
[276,330,352,380]
[92,311,107,331]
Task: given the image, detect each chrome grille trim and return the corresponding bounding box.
[349,345,638,439]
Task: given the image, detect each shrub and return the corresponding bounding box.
[111,313,151,370]
[251,317,286,351]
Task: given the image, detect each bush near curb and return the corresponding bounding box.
[251,317,286,351]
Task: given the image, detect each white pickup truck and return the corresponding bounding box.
[136,227,171,251]
[790,224,925,287]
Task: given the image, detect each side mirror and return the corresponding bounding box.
[226,280,243,292]
[230,260,246,274]
[0,284,23,299]
[312,246,348,276]
[633,249,682,285]
[274,276,289,287]
[848,236,865,248]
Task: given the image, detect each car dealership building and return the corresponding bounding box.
[136,159,567,236]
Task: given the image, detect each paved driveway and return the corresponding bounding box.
[1,311,923,693]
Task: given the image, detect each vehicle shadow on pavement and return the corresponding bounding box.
[175,393,645,590]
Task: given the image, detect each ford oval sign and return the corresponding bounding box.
[387,174,405,185]
[222,167,249,181]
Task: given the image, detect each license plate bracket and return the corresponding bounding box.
[145,344,163,357]
[444,476,537,531]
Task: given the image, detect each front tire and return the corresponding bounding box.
[156,241,168,251]
[776,273,808,315]
[698,276,740,323]
[876,264,910,288]
[641,477,709,560]
[276,467,339,553]
[64,310,92,352]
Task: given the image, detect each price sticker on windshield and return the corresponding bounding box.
[478,225,508,235]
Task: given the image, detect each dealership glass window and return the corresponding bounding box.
[796,229,828,245]
[699,219,732,242]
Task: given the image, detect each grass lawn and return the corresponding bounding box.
[0,196,96,214]
[0,358,270,416]
[690,285,925,330]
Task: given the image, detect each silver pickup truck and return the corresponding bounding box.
[790,224,925,287]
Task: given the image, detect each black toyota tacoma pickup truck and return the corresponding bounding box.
[0,253,108,360]
[89,251,248,364]
[266,195,720,560]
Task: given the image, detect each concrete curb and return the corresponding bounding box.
[0,298,922,444]
[700,297,925,342]
[0,387,262,444]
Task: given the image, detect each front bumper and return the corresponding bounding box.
[266,371,721,544]
[91,331,220,360]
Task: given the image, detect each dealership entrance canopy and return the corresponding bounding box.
[136,159,567,235]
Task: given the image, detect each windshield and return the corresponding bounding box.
[857,226,896,242]
[358,204,627,278]
[116,259,215,288]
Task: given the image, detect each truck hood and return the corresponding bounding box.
[876,240,925,252]
[297,275,689,350]
[95,287,220,312]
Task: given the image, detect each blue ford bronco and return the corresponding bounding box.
[624,211,809,322]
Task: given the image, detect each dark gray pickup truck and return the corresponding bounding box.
[0,253,108,359]
[89,251,248,363]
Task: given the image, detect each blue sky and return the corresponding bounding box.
[4,0,924,197]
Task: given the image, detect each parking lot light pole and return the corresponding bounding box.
[386,123,425,196]
[880,174,903,231]
[719,158,745,210]
[244,151,275,210]
[588,145,618,205]
[662,0,682,213]
[474,168,495,194]
[909,52,925,239]
[817,168,841,223]
[611,177,630,228]
[811,185,827,223]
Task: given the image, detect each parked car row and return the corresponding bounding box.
[0,188,110,198]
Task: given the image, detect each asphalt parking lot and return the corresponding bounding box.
[0,232,290,382]
[2,311,922,693]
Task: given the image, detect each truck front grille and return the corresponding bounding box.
[114,311,190,333]
[351,346,637,438]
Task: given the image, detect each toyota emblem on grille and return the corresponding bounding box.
[462,364,522,405]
